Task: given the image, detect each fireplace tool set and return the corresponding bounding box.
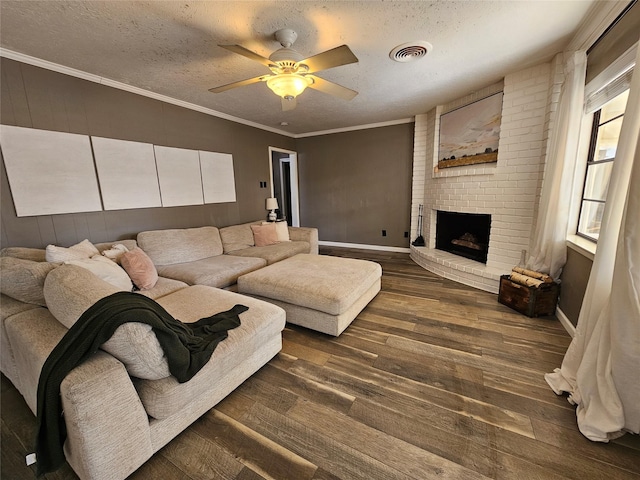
[412,204,425,247]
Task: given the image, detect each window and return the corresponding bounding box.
[577,88,629,241]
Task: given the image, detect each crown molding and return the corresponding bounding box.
[295,117,414,138]
[1,48,415,140]
[567,0,631,52]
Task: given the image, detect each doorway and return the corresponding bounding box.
[269,147,300,226]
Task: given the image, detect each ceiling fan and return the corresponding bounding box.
[209,28,359,111]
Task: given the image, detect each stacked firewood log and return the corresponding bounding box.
[509,266,554,288]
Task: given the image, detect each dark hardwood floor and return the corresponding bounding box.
[2,247,639,479]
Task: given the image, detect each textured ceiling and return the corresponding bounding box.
[0,1,597,135]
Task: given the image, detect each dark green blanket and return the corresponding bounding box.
[35,291,247,476]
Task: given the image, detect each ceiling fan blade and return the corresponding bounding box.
[281,96,297,111]
[307,75,358,100]
[208,75,265,93]
[299,45,358,73]
[220,44,274,68]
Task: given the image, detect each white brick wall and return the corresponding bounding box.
[410,114,429,241]
[411,62,555,293]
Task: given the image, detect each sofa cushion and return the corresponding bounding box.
[156,255,266,289]
[219,221,260,253]
[260,221,291,242]
[0,257,57,306]
[0,294,42,390]
[43,264,171,380]
[271,221,291,242]
[0,293,41,321]
[44,264,125,329]
[137,227,223,266]
[134,276,188,300]
[251,223,279,247]
[0,247,46,262]
[134,285,286,419]
[46,239,99,263]
[227,241,310,265]
[121,247,158,290]
[100,318,171,381]
[65,256,133,291]
[5,307,66,414]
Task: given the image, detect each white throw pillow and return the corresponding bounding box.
[46,239,99,263]
[65,255,133,291]
[101,243,129,264]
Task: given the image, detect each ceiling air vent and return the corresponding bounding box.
[389,41,432,62]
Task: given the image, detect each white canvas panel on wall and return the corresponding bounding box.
[153,145,204,207]
[0,125,102,217]
[199,151,236,203]
[92,136,162,211]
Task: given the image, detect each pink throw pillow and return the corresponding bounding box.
[251,223,279,247]
[120,247,158,290]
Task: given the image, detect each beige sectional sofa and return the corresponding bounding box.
[0,221,317,480]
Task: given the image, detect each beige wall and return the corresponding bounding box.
[0,58,295,248]
[559,248,593,327]
[1,58,414,250]
[296,124,414,248]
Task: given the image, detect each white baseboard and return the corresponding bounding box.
[318,241,411,253]
[556,307,576,337]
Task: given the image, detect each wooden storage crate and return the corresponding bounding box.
[498,275,560,317]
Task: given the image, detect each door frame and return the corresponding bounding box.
[268,146,300,227]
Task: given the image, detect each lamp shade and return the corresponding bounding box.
[266,197,279,210]
[266,74,312,98]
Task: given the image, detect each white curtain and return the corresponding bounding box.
[526,51,587,280]
[545,44,640,441]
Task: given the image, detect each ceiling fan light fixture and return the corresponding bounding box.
[210,28,359,110]
[269,48,304,64]
[266,74,313,98]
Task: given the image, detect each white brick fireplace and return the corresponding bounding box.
[410,59,562,293]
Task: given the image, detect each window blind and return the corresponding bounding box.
[585,65,635,113]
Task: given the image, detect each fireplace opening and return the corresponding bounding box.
[436,211,491,263]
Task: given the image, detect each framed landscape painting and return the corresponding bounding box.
[438,91,503,168]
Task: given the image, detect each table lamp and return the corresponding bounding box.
[266,197,279,221]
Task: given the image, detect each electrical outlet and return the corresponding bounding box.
[404,231,409,238]
[382,230,387,237]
